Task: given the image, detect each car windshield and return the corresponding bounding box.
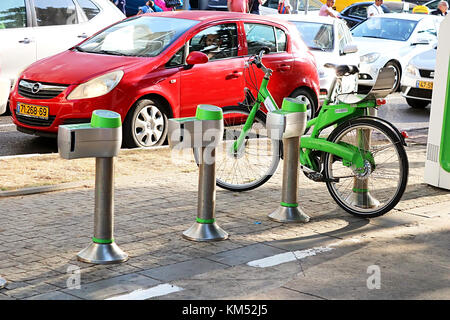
[351,17,418,41]
[77,16,199,57]
[289,21,334,52]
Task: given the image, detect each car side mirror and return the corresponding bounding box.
[185,51,209,66]
[341,43,358,55]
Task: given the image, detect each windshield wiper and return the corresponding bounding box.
[98,50,130,56]
[361,35,385,39]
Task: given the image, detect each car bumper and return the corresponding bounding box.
[400,73,433,101]
[0,78,12,115]
[357,62,378,87]
[9,88,125,134]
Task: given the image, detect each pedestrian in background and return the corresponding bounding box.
[367,0,384,17]
[114,0,126,14]
[227,0,248,13]
[431,1,448,16]
[277,0,291,14]
[319,0,339,17]
[248,0,262,14]
[137,0,162,13]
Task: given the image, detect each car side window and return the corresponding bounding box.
[34,0,78,26]
[275,27,287,52]
[189,24,238,61]
[244,23,277,55]
[76,0,100,20]
[0,0,27,29]
[167,47,185,68]
[263,0,279,9]
[349,5,369,18]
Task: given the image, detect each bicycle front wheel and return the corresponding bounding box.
[212,106,281,192]
[323,118,408,218]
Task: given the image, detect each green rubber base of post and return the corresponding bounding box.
[282,98,307,113]
[196,218,216,224]
[92,237,114,244]
[352,188,369,193]
[280,202,298,208]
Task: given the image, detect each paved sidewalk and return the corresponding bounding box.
[0,131,449,300]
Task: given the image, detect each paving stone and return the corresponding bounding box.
[139,258,228,282]
[25,291,81,300]
[205,243,287,267]
[61,273,161,300]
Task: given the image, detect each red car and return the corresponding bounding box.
[9,11,319,148]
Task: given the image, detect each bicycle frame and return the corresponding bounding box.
[232,62,379,174]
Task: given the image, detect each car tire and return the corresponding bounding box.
[289,87,318,121]
[123,98,169,148]
[406,98,429,109]
[385,61,401,92]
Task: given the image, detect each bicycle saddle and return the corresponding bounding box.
[324,63,359,77]
[335,67,396,104]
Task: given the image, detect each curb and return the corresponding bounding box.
[0,181,89,198]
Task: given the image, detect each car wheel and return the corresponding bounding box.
[406,98,429,109]
[123,98,168,148]
[289,88,318,121]
[385,61,401,92]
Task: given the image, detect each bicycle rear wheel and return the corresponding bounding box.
[323,118,408,218]
[200,106,281,192]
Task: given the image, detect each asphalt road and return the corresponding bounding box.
[0,93,430,157]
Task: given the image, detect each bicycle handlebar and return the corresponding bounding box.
[248,47,272,77]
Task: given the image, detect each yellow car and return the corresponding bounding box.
[320,0,401,12]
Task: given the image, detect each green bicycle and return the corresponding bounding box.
[209,48,409,218]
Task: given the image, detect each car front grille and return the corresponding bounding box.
[18,79,68,100]
[15,110,56,127]
[419,69,434,79]
[408,88,432,100]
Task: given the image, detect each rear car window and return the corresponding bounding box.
[77,0,100,20]
[34,0,78,26]
[0,0,27,29]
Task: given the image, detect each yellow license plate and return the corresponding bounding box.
[417,81,433,90]
[16,103,49,119]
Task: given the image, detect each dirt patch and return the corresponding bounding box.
[0,147,197,192]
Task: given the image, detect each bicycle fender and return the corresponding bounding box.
[352,116,407,146]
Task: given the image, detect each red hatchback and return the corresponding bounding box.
[10,11,319,148]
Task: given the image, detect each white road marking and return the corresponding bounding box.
[105,283,184,300]
[247,238,360,268]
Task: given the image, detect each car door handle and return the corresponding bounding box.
[226,71,243,79]
[18,38,31,44]
[277,65,291,72]
[78,33,88,39]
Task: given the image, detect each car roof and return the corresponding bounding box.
[374,12,432,20]
[138,10,293,25]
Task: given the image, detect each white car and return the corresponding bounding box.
[401,44,436,109]
[260,0,323,15]
[351,13,442,92]
[0,0,125,115]
[274,14,359,97]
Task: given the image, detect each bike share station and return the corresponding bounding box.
[168,104,229,241]
[425,16,450,190]
[58,110,128,264]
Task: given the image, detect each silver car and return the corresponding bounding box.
[401,44,436,109]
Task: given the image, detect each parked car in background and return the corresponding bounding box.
[424,0,441,10]
[338,1,417,28]
[0,0,125,115]
[274,14,359,98]
[319,0,402,12]
[9,11,319,148]
[260,0,323,14]
[401,44,436,108]
[351,13,442,92]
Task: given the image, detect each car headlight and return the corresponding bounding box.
[406,64,418,76]
[360,53,380,64]
[67,70,124,100]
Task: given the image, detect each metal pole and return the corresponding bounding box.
[347,108,380,208]
[269,136,310,223]
[183,147,228,241]
[77,157,128,264]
